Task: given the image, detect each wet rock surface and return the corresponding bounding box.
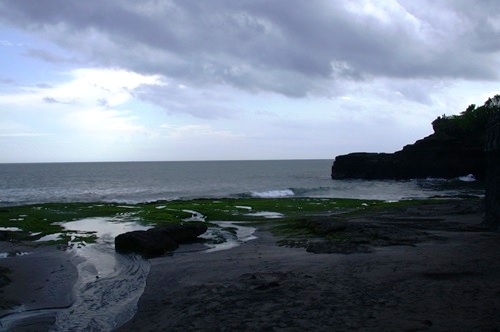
[120,199,500,331]
[115,223,207,257]
[298,199,486,254]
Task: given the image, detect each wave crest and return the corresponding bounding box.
[250,189,295,198]
[458,174,476,182]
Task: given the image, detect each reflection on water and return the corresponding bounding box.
[54,215,257,329]
[55,224,151,331]
[63,217,151,238]
[56,245,150,330]
[203,220,258,253]
[0,252,29,259]
[245,211,284,219]
[35,233,63,242]
[2,212,259,330]
[0,218,152,331]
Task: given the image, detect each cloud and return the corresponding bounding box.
[134,82,240,119]
[0,40,14,46]
[161,123,243,140]
[0,68,162,147]
[43,96,60,104]
[66,109,148,138]
[0,78,16,85]
[0,68,161,107]
[23,47,79,64]
[0,0,499,163]
[36,83,53,89]
[0,39,27,47]
[1,0,498,100]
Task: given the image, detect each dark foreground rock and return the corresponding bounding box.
[115,223,207,257]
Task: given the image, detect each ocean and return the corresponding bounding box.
[0,159,483,207]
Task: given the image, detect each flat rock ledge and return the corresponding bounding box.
[297,200,486,254]
[115,223,207,257]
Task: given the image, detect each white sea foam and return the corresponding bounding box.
[0,251,29,259]
[235,205,252,210]
[0,227,21,231]
[117,205,139,209]
[203,221,257,253]
[250,189,294,198]
[182,210,206,222]
[458,174,476,182]
[35,233,63,242]
[245,211,284,219]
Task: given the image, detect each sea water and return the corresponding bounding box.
[0,160,483,207]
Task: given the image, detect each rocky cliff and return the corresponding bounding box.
[485,113,500,229]
[331,95,500,180]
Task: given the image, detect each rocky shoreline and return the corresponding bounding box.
[121,199,500,331]
[1,199,499,330]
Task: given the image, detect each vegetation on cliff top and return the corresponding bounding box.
[432,94,500,143]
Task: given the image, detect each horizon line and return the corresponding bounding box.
[0,158,335,165]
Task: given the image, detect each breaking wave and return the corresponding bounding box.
[458,174,476,182]
[249,189,295,198]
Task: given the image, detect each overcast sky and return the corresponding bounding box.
[0,0,499,163]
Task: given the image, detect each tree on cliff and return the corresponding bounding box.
[432,94,500,143]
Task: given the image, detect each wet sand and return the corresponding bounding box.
[120,201,500,331]
[0,243,77,331]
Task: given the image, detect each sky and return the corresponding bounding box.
[0,0,499,163]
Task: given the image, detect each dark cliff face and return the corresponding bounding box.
[331,95,500,181]
[331,136,485,180]
[485,114,500,229]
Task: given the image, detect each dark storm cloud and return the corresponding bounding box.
[438,0,500,53]
[0,0,498,97]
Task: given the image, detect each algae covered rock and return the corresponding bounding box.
[115,223,207,257]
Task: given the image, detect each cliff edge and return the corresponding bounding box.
[331,95,500,180]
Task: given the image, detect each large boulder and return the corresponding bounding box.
[154,224,208,243]
[115,223,207,257]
